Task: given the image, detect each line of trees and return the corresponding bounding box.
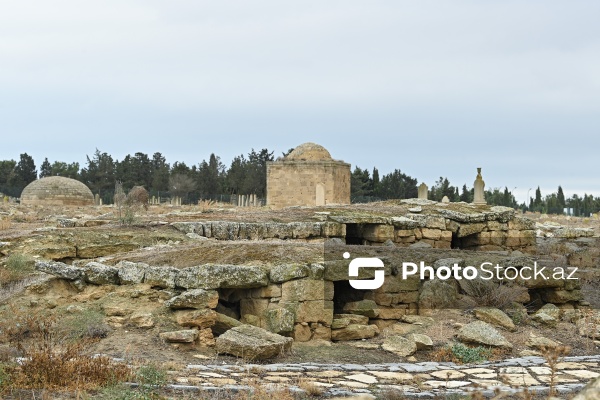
[350,166,600,216]
[0,149,274,204]
[1,150,598,216]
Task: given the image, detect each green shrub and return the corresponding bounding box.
[136,364,167,388]
[450,343,492,364]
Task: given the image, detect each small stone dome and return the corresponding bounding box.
[21,176,94,206]
[285,142,332,161]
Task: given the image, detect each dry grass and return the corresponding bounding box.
[0,309,131,393]
[0,253,35,287]
[0,218,10,231]
[460,279,529,311]
[296,378,325,397]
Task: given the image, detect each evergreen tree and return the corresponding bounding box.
[557,186,566,213]
[378,169,418,199]
[0,160,17,196]
[40,158,52,178]
[50,161,80,179]
[459,184,472,202]
[11,153,37,193]
[225,155,247,194]
[242,149,274,197]
[80,149,116,198]
[534,186,543,212]
[151,152,170,193]
[350,167,372,197]
[198,154,225,198]
[372,167,380,197]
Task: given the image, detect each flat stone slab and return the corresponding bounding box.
[215,324,292,360]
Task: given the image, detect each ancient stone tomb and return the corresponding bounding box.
[266,142,351,208]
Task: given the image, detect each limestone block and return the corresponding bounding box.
[489,231,508,246]
[175,309,218,329]
[376,306,407,320]
[331,324,378,341]
[395,229,415,238]
[457,223,487,238]
[250,284,282,298]
[361,224,395,242]
[280,300,334,325]
[421,228,442,240]
[281,279,334,301]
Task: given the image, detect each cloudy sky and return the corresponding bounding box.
[1,0,599,202]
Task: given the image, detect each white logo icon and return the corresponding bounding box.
[345,252,385,290]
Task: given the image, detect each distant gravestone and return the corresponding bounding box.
[473,167,487,205]
[441,196,450,203]
[418,183,428,200]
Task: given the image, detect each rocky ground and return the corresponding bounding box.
[0,202,599,399]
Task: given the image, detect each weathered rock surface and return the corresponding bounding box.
[116,261,147,284]
[165,289,219,310]
[269,264,310,283]
[407,333,434,350]
[382,335,417,357]
[526,333,561,350]
[176,309,218,329]
[144,266,179,288]
[331,324,379,341]
[474,307,516,332]
[176,264,269,289]
[82,262,119,285]
[331,314,369,329]
[532,303,560,326]
[457,321,512,348]
[35,261,83,280]
[342,300,379,318]
[264,308,295,334]
[160,329,198,343]
[216,324,293,360]
[212,312,242,335]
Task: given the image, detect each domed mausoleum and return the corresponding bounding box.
[266,143,350,208]
[20,176,94,206]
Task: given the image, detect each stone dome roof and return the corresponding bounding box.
[285,142,332,161]
[21,176,94,206]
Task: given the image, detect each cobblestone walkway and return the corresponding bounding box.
[160,355,600,398]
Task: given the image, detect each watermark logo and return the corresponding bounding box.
[344,253,578,290]
[344,252,385,290]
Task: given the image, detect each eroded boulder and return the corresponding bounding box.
[457,321,512,348]
[216,324,293,360]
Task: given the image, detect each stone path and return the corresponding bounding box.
[158,355,600,398]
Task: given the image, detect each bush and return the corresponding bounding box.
[0,253,35,285]
[135,364,167,388]
[61,309,111,339]
[0,310,130,392]
[433,343,492,364]
[461,279,528,311]
[450,343,492,364]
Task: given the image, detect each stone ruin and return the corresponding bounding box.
[266,142,351,208]
[31,200,593,355]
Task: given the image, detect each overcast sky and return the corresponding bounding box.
[1,1,599,202]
